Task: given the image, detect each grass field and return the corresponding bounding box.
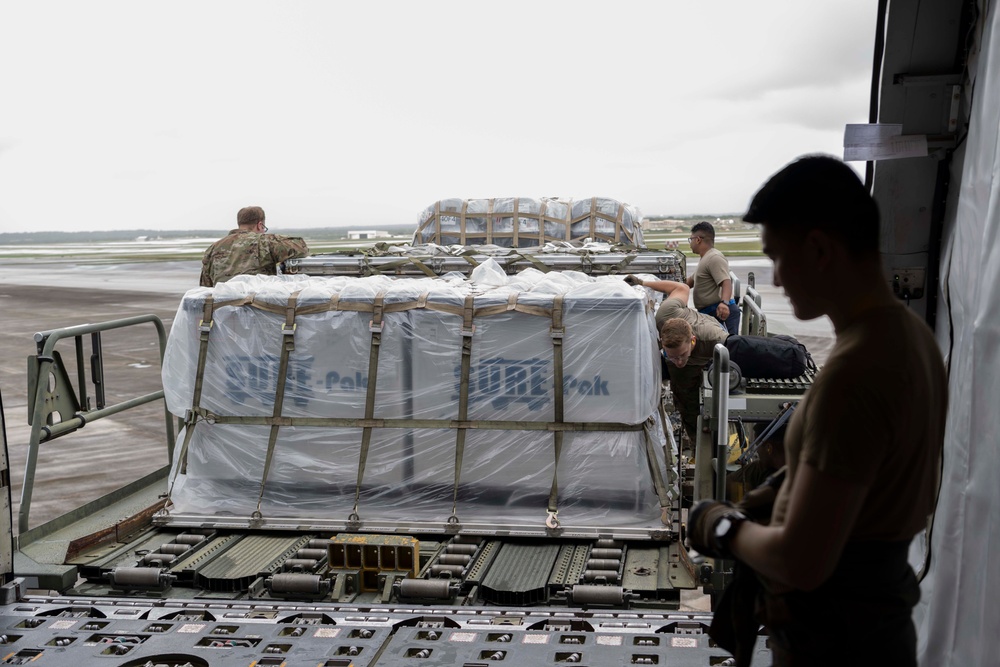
[0,237,411,263]
[0,228,763,262]
[643,229,763,256]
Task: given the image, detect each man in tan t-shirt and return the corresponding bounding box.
[687,221,740,335]
[688,155,947,665]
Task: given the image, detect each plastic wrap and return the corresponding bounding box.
[162,262,669,527]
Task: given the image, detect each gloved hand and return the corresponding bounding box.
[623,274,643,287]
[735,465,786,524]
[688,500,747,560]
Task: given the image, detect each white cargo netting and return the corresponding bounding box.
[282,241,687,284]
[161,260,673,530]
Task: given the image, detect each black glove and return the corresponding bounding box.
[624,274,642,287]
[688,500,748,560]
[735,465,786,524]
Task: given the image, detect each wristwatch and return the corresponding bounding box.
[713,510,748,554]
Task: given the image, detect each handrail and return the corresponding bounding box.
[19,314,171,534]
[740,290,768,336]
[729,270,741,303]
[711,344,731,502]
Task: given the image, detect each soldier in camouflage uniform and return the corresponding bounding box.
[200,206,309,287]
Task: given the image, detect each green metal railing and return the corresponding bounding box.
[19,315,173,534]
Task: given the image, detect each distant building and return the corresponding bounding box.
[347,230,393,240]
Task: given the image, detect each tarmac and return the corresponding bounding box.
[0,259,191,534]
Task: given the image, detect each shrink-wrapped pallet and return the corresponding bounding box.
[161,261,670,528]
[413,197,645,248]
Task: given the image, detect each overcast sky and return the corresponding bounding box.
[0,1,877,233]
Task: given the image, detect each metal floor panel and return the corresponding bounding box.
[0,599,770,665]
[194,534,314,592]
[480,543,561,606]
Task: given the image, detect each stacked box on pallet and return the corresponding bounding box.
[161,261,668,527]
[413,197,645,248]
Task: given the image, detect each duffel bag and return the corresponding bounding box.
[724,334,816,379]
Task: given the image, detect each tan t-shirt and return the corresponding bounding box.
[770,303,947,541]
[655,297,729,366]
[692,247,731,309]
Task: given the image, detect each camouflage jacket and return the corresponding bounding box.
[200,229,309,287]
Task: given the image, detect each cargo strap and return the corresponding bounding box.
[289,292,555,321]
[513,197,520,246]
[361,257,409,275]
[459,199,469,245]
[485,198,494,245]
[167,294,219,507]
[612,254,637,274]
[536,199,548,246]
[546,296,565,529]
[167,295,266,508]
[642,419,672,526]
[253,291,300,519]
[615,199,625,244]
[190,296,217,421]
[472,294,550,319]
[190,414,645,432]
[407,257,438,277]
[522,253,552,273]
[657,397,680,502]
[360,255,439,278]
[348,291,387,524]
[448,295,476,525]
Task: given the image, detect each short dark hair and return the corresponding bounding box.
[690,221,715,242]
[237,206,265,227]
[743,155,880,256]
[660,318,693,347]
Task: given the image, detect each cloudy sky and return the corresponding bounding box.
[0,1,877,233]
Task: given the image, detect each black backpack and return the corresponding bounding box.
[723,334,817,379]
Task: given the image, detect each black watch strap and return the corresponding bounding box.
[714,510,748,553]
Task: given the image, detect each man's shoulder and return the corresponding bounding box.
[659,297,690,317]
[702,248,729,266]
[212,229,249,242]
[840,304,940,362]
[204,232,238,254]
[266,233,306,243]
[696,318,728,343]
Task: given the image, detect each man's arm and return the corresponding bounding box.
[199,248,214,287]
[730,462,868,590]
[717,278,734,320]
[270,236,310,263]
[632,277,690,304]
[719,278,733,303]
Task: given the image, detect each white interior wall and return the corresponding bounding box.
[916,3,1000,664]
